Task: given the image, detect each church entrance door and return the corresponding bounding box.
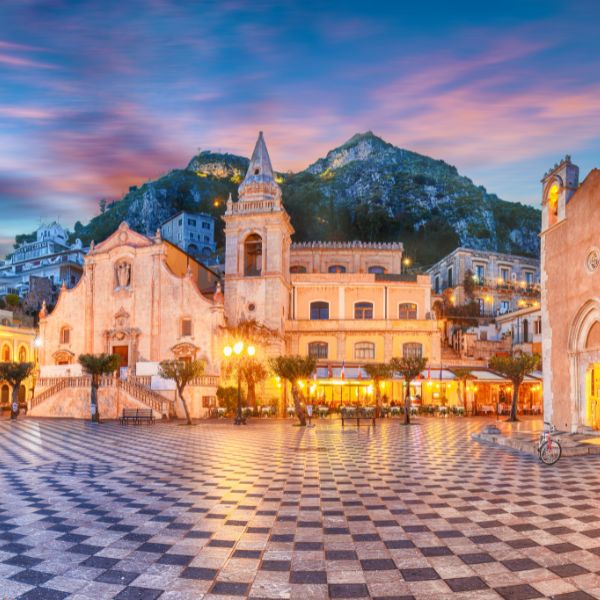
[112,345,129,368]
[585,364,600,430]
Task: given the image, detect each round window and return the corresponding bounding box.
[586,248,600,273]
[248,303,256,312]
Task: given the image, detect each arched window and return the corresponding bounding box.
[18,346,27,363]
[1,384,9,404]
[310,301,329,320]
[398,303,418,319]
[402,342,423,359]
[328,265,346,273]
[1,345,10,362]
[355,342,375,360]
[368,265,386,274]
[308,342,328,359]
[187,243,199,255]
[355,302,373,319]
[244,234,262,276]
[290,265,307,274]
[60,327,71,345]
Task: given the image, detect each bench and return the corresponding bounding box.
[120,408,155,425]
[341,408,376,427]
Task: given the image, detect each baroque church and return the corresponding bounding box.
[34,133,440,418]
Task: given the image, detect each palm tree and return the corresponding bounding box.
[78,354,120,422]
[452,368,472,413]
[489,352,540,422]
[363,363,392,416]
[269,355,316,426]
[0,362,34,420]
[159,359,205,425]
[220,318,278,407]
[390,356,428,425]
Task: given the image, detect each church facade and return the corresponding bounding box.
[541,156,600,431]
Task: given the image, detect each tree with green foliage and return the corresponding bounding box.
[159,359,204,425]
[269,355,316,426]
[4,294,21,308]
[390,356,428,425]
[489,352,540,422]
[363,363,393,416]
[78,354,120,422]
[0,362,34,420]
[452,368,472,412]
[216,385,242,414]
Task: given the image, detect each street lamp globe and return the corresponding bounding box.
[223,345,232,357]
[247,345,256,356]
[233,341,244,355]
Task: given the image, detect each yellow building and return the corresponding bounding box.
[0,310,37,407]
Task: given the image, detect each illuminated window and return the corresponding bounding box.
[402,342,422,359]
[310,302,329,320]
[548,182,560,218]
[1,345,10,362]
[308,342,328,359]
[398,303,417,319]
[18,347,27,363]
[181,318,192,337]
[244,234,262,276]
[328,265,346,273]
[355,341,375,360]
[60,327,70,345]
[354,302,373,319]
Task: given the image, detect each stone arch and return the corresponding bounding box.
[568,298,600,353]
[1,344,10,362]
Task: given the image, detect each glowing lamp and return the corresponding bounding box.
[233,341,244,355]
[223,346,233,357]
[247,345,256,356]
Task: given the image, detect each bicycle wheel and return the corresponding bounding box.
[539,440,562,465]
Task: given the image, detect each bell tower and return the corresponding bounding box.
[541,155,579,232]
[223,132,293,334]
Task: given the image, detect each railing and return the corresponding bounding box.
[227,198,280,214]
[30,379,69,409]
[117,379,174,415]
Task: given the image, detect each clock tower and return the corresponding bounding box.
[223,132,293,335]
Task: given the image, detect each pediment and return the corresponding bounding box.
[92,222,154,254]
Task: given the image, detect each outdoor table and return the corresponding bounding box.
[317,405,329,418]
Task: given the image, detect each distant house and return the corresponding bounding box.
[160,212,216,261]
[0,222,86,298]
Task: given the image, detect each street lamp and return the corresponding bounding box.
[223,341,256,425]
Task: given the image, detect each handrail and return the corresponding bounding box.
[30,379,68,408]
[117,379,174,415]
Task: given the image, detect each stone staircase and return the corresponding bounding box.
[32,376,174,418]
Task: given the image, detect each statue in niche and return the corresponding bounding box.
[115,261,131,290]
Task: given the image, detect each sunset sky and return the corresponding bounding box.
[2,0,600,255]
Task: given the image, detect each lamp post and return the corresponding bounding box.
[223,341,256,425]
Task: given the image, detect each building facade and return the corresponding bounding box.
[160,211,216,260]
[541,156,600,432]
[0,310,37,407]
[427,247,540,316]
[35,223,222,419]
[0,222,86,298]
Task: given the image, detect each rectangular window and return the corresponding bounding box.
[310,302,329,320]
[475,264,485,282]
[354,302,373,319]
[447,266,453,288]
[500,300,509,314]
[202,222,210,230]
[181,319,192,337]
[188,219,196,227]
[434,275,440,294]
[525,271,534,285]
[500,267,510,283]
[354,342,375,360]
[402,343,422,359]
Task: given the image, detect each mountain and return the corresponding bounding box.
[69,132,540,267]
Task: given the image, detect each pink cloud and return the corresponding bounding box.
[0,53,56,69]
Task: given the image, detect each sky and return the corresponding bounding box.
[2,0,600,256]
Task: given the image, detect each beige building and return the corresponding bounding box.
[0,310,37,406]
[35,223,222,419]
[541,155,600,432]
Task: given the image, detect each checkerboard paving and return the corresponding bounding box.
[0,417,600,599]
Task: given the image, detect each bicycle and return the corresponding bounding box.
[538,422,562,465]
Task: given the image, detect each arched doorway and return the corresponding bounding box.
[1,384,9,405]
[568,299,600,430]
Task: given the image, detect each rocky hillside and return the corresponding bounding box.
[68,132,540,267]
